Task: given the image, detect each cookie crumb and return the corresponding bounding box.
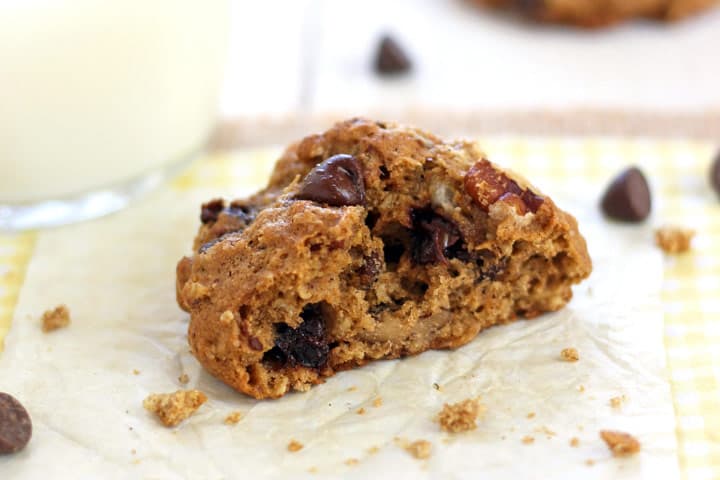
[522,436,535,444]
[132,369,141,375]
[586,459,595,466]
[560,347,579,362]
[600,430,641,456]
[131,449,136,455]
[436,398,486,433]
[347,386,357,392]
[41,305,71,333]
[577,385,586,393]
[367,446,380,454]
[178,373,190,384]
[287,439,303,452]
[344,458,359,466]
[655,226,695,254]
[527,412,536,419]
[356,407,366,415]
[372,397,383,408]
[142,390,207,427]
[610,395,627,409]
[535,425,556,437]
[570,437,580,447]
[224,411,243,425]
[403,439,432,459]
[432,382,441,391]
[308,467,318,474]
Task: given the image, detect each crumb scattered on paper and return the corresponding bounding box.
[372,397,383,408]
[308,467,318,474]
[610,395,627,409]
[345,458,359,466]
[655,226,695,254]
[41,304,71,333]
[132,369,141,375]
[287,440,303,452]
[527,412,536,419]
[178,373,190,384]
[600,430,641,456]
[347,386,357,392]
[586,459,595,466]
[577,385,586,393]
[436,398,485,433]
[535,425,556,437]
[367,446,380,454]
[560,347,579,362]
[356,408,366,415]
[570,437,580,447]
[522,436,535,444]
[405,440,432,459]
[224,411,243,425]
[142,390,207,427]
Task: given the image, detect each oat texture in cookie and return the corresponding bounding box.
[177,118,592,399]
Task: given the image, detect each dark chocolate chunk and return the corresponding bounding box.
[294,154,366,207]
[374,35,412,75]
[411,208,462,265]
[200,198,225,224]
[0,392,32,454]
[265,304,329,369]
[711,150,720,197]
[600,167,651,222]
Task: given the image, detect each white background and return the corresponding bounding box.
[222,0,720,117]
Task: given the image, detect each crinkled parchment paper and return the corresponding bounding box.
[0,155,678,479]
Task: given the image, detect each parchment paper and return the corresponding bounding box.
[0,153,679,479]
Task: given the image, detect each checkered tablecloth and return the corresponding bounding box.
[1,138,718,478]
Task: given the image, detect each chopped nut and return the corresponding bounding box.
[522,436,535,444]
[655,226,695,254]
[178,373,190,384]
[287,440,303,452]
[570,437,580,447]
[436,398,486,433]
[403,439,432,459]
[600,430,641,456]
[219,310,234,324]
[560,347,579,362]
[184,282,209,301]
[143,390,207,427]
[224,411,243,425]
[610,395,627,409]
[372,397,383,408]
[41,305,71,333]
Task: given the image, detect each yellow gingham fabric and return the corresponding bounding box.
[1,139,718,478]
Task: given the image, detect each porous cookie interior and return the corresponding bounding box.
[177,119,592,399]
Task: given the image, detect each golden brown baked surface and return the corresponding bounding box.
[176,118,592,399]
[473,0,718,27]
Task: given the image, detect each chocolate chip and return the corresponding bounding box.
[411,208,462,265]
[200,198,225,224]
[264,304,329,369]
[711,150,720,197]
[294,154,366,207]
[356,252,383,289]
[374,35,412,75]
[0,392,32,454]
[600,167,651,222]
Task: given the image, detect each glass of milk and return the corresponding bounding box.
[0,0,230,231]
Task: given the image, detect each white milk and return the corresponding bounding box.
[0,0,229,203]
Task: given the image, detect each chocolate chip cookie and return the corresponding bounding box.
[474,0,718,27]
[176,118,592,399]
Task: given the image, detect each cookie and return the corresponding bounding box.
[176,118,592,399]
[474,0,718,28]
